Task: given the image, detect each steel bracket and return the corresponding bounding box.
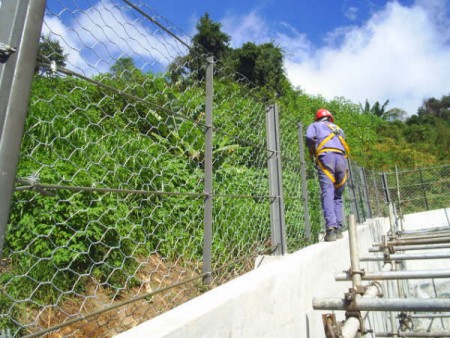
[321,313,342,338]
[0,42,17,63]
[344,288,369,336]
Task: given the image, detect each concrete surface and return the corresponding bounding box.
[114,208,450,338]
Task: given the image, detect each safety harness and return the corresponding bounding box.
[315,123,350,188]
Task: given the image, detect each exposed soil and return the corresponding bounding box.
[26,255,208,338]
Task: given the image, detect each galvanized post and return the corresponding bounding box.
[347,159,361,223]
[297,122,311,239]
[348,214,362,288]
[371,171,383,217]
[418,168,430,211]
[0,0,47,259]
[382,172,396,236]
[265,104,286,255]
[395,166,404,231]
[356,165,367,222]
[360,167,372,219]
[202,56,214,284]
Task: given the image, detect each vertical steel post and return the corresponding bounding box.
[265,104,286,255]
[347,159,361,223]
[341,214,386,338]
[297,122,311,239]
[382,172,396,236]
[372,171,383,217]
[418,168,429,211]
[348,214,362,288]
[360,167,372,219]
[202,56,214,284]
[395,166,404,231]
[0,0,47,259]
[356,165,367,222]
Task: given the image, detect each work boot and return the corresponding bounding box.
[336,227,343,239]
[324,228,337,242]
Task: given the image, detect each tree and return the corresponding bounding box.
[36,35,67,75]
[418,94,450,120]
[186,13,231,80]
[360,99,390,119]
[110,56,140,80]
[191,13,231,60]
[233,42,287,96]
[384,108,407,121]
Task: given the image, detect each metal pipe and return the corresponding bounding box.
[388,202,396,236]
[0,0,47,259]
[340,281,385,337]
[336,269,450,281]
[313,297,450,312]
[202,55,214,284]
[397,226,450,236]
[369,244,450,252]
[409,313,450,318]
[360,252,450,261]
[339,214,364,338]
[347,160,361,223]
[339,262,393,338]
[373,237,450,247]
[297,122,311,239]
[348,214,362,287]
[376,331,450,337]
[266,104,287,255]
[361,167,372,219]
[396,232,450,240]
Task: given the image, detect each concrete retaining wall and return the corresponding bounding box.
[115,208,449,338]
[115,217,391,338]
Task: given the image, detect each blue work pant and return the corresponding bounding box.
[316,152,348,230]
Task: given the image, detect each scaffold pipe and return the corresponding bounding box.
[313,297,450,312]
[373,237,450,247]
[335,269,450,281]
[360,252,450,261]
[331,213,393,338]
[398,226,450,235]
[375,331,450,337]
[369,243,450,252]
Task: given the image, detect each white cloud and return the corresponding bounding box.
[41,16,87,71]
[284,1,450,115]
[345,6,359,21]
[43,0,189,75]
[221,1,450,116]
[221,11,269,48]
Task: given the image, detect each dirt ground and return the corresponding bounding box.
[27,255,209,338]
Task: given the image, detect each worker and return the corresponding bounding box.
[305,108,350,242]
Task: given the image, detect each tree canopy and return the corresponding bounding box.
[170,13,288,97]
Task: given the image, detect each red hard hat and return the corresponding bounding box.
[315,108,334,123]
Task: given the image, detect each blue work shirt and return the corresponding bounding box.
[305,121,347,154]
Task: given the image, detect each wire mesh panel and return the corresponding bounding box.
[365,169,387,217]
[209,62,272,282]
[279,117,320,250]
[347,160,371,223]
[385,164,450,215]
[0,1,273,337]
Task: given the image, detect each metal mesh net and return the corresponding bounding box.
[1,1,273,336]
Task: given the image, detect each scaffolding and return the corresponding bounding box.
[313,207,450,338]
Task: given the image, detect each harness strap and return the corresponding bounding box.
[315,157,349,188]
[314,123,350,187]
[315,123,350,158]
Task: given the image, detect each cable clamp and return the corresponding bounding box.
[0,42,17,62]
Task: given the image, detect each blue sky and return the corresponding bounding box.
[44,0,450,116]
